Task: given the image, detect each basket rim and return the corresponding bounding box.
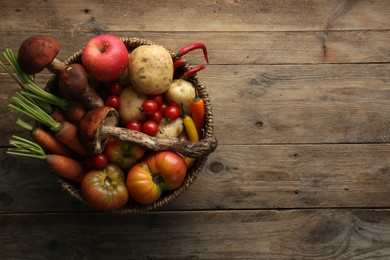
[48,37,215,214]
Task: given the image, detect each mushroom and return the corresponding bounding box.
[59,63,104,109]
[17,35,103,109]
[78,106,218,157]
[18,35,65,74]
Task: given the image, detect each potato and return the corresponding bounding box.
[118,87,147,125]
[157,118,184,138]
[165,79,196,115]
[128,45,173,95]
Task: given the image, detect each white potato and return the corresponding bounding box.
[157,118,184,138]
[165,79,196,115]
[128,45,173,95]
[118,87,147,125]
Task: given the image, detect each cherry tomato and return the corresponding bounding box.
[126,119,143,132]
[142,100,159,116]
[105,95,121,109]
[165,105,180,120]
[142,120,159,136]
[107,82,123,96]
[148,111,163,124]
[93,153,108,169]
[159,102,169,115]
[148,94,163,106]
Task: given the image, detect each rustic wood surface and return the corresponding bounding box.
[1,0,390,259]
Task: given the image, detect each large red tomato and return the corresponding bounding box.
[104,138,145,170]
[126,151,187,205]
[81,163,129,211]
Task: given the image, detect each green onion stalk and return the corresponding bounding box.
[0,49,70,114]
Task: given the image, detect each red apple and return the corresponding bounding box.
[81,34,129,81]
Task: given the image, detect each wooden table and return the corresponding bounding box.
[1,1,390,258]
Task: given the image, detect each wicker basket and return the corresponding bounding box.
[45,37,215,213]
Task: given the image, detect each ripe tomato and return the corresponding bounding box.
[107,82,123,96]
[126,119,142,132]
[165,105,180,120]
[93,153,108,169]
[104,138,145,170]
[126,151,187,205]
[105,95,121,109]
[81,163,129,211]
[142,99,158,116]
[158,102,169,115]
[148,94,163,106]
[142,120,159,136]
[148,111,163,124]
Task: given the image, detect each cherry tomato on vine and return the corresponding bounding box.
[142,120,159,136]
[165,105,180,120]
[107,82,123,96]
[93,153,108,169]
[148,111,163,124]
[159,102,169,115]
[126,119,143,132]
[148,94,164,106]
[105,95,121,109]
[142,100,159,116]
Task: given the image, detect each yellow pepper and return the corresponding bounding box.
[182,105,199,168]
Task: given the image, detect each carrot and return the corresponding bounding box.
[189,89,205,138]
[181,104,199,168]
[7,136,85,183]
[16,118,77,159]
[49,108,66,122]
[0,49,86,124]
[8,93,88,157]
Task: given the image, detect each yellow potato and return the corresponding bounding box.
[165,79,196,115]
[128,45,173,95]
[118,87,147,125]
[157,118,184,138]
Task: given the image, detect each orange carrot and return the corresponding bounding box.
[7,136,85,183]
[50,108,66,122]
[16,118,77,159]
[45,154,85,183]
[190,91,205,138]
[55,121,88,157]
[8,94,88,157]
[65,102,86,124]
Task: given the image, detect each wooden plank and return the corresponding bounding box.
[1,209,390,259]
[1,30,390,65]
[1,0,389,32]
[1,143,390,213]
[207,63,390,144]
[1,63,389,146]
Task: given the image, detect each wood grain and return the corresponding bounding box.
[1,30,389,65]
[2,143,390,213]
[2,63,389,146]
[1,209,390,259]
[1,0,390,258]
[1,0,389,32]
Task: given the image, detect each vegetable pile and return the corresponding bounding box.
[1,34,217,211]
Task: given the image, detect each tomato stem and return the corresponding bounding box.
[152,173,164,185]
